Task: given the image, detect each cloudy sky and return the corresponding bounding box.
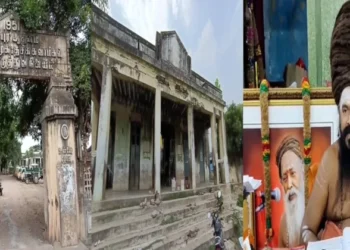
[107,0,243,105]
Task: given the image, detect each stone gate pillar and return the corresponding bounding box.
[41,76,79,247]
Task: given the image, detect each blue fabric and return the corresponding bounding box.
[263,0,308,82]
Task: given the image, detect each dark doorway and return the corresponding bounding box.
[129,122,141,190]
[161,123,175,187]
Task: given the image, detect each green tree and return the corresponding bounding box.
[225,103,243,164]
[0,0,107,149]
[0,82,22,171]
[215,78,221,90]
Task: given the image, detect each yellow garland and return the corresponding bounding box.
[302,77,311,206]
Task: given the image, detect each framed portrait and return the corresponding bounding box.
[243,88,338,249]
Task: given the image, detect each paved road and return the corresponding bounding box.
[0,174,52,250]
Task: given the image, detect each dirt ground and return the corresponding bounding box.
[0,174,53,250]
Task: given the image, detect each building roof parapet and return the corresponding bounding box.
[92,4,225,106]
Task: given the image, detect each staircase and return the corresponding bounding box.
[90,184,236,250]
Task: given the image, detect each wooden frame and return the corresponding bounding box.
[243,86,337,248]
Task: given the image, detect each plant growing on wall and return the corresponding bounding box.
[0,0,107,160]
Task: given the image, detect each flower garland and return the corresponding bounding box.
[259,79,273,244]
[302,77,311,205]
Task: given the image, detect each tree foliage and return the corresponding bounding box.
[0,0,107,151]
[0,82,22,169]
[225,103,243,164]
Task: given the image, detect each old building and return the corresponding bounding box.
[91,7,230,202]
[89,5,236,249]
[21,151,43,168]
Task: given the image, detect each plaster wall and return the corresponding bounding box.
[139,116,153,190]
[175,126,184,186]
[204,130,210,183]
[112,104,131,191]
[92,37,225,116]
[160,33,189,73]
[111,103,155,191]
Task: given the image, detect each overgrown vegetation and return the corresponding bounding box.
[236,194,243,207]
[0,0,107,167]
[0,83,22,171]
[232,207,243,240]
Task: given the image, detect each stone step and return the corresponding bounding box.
[91,207,226,250]
[92,197,217,232]
[92,185,223,213]
[222,239,238,250]
[121,211,233,250]
[92,192,216,226]
[90,198,218,244]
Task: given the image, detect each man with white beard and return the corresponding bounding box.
[276,136,305,248]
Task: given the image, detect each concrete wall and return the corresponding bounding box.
[204,130,210,183]
[230,164,243,183]
[109,105,214,191]
[175,127,184,186]
[112,104,131,191]
[194,128,209,186]
[111,104,155,191]
[139,116,153,190]
[159,32,190,74]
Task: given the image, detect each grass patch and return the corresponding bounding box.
[232,208,243,237]
[236,194,243,207]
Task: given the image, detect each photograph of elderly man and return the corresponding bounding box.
[276,136,305,248]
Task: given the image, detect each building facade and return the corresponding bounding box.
[91,6,230,201]
[21,151,43,168]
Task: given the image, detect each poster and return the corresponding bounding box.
[243,127,331,249]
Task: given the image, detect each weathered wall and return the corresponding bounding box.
[194,128,206,185]
[230,164,243,183]
[159,32,190,74]
[112,104,131,190]
[139,116,153,190]
[175,126,184,186]
[204,130,210,183]
[92,36,225,116]
[111,103,156,191]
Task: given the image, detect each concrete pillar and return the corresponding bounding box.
[187,106,196,189]
[175,126,184,186]
[91,97,100,152]
[93,61,112,201]
[218,111,230,184]
[204,129,210,183]
[41,76,79,247]
[154,88,161,193]
[112,105,131,191]
[210,112,219,185]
